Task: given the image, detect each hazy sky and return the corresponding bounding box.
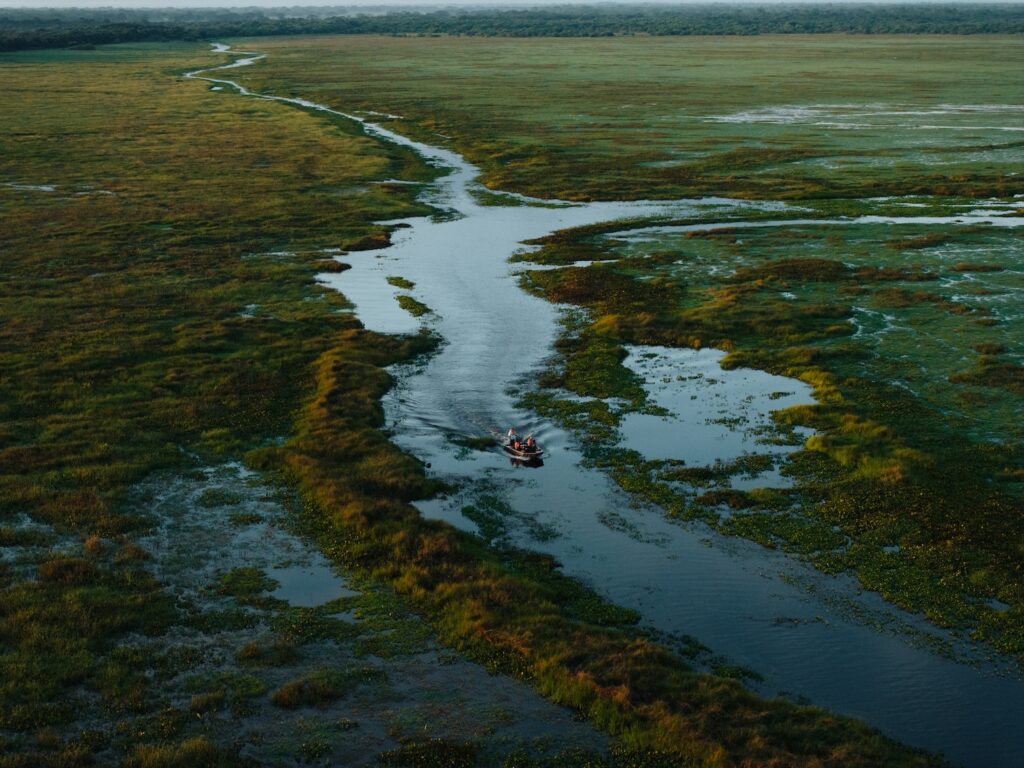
[3,0,1020,7]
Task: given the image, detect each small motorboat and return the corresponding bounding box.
[502,441,544,461]
[501,429,544,465]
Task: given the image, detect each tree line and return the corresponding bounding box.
[2,4,1023,52]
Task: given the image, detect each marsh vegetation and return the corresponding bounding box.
[234,35,1024,204]
[228,33,1023,662]
[3,32,1021,768]
[520,216,1024,655]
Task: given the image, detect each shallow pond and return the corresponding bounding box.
[618,345,815,479]
[199,46,1024,767]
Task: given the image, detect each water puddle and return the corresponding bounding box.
[706,102,1024,134]
[139,463,357,609]
[619,346,813,478]
[4,182,56,192]
[268,562,359,608]
[612,214,1024,244]
[124,463,606,764]
[191,45,1024,767]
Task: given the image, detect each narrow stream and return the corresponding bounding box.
[189,46,1024,767]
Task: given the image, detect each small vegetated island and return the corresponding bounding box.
[1,4,1022,767]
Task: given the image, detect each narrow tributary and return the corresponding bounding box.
[188,46,1024,767]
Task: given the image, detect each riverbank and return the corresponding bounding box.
[195,43,943,765]
[2,37,1014,766]
[223,35,1023,765]
[0,42,610,766]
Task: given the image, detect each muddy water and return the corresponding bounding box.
[193,46,1024,767]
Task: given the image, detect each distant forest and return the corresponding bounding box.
[2,4,1023,52]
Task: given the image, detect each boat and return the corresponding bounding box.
[502,441,544,460]
[500,430,545,465]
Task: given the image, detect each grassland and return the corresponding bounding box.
[233,34,1024,201]
[0,42,433,530]
[0,41,942,767]
[0,41,435,764]
[229,35,1024,657]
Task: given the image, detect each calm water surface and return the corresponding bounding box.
[195,47,1024,767]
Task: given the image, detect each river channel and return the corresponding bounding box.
[188,46,1024,767]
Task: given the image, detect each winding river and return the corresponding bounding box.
[187,46,1024,767]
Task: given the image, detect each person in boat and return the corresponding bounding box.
[507,427,517,446]
[523,435,537,454]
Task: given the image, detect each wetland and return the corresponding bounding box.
[2,32,1022,768]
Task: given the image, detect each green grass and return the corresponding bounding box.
[270,666,387,709]
[232,34,1024,202]
[0,41,432,762]
[122,737,244,768]
[387,275,416,290]
[518,214,1024,658]
[0,554,178,730]
[397,294,432,317]
[216,566,280,604]
[0,36,973,767]
[0,42,434,533]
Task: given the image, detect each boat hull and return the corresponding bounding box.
[502,444,544,460]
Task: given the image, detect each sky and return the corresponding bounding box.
[2,0,1020,7]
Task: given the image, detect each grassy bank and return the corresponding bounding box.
[0,41,942,765]
[226,34,1023,660]
[516,211,1024,659]
[232,34,1024,202]
[0,41,433,763]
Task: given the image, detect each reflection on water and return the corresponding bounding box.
[619,345,814,477]
[350,187,1024,765]
[269,561,359,608]
[198,45,1024,768]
